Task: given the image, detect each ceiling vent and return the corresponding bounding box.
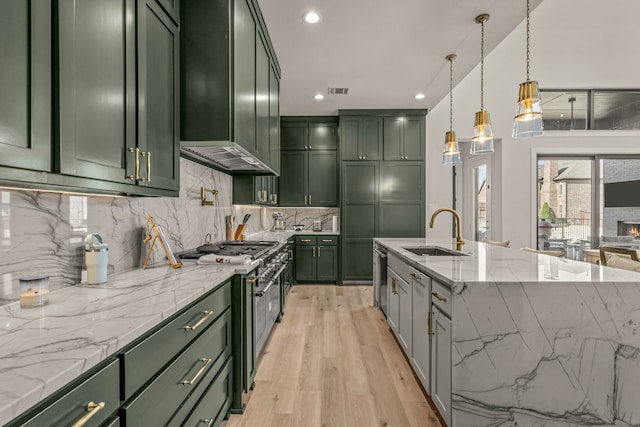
[328,87,349,95]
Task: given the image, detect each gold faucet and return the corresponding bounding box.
[429,208,465,251]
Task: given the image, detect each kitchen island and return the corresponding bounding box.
[375,237,640,427]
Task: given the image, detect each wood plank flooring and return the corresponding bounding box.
[225,285,442,427]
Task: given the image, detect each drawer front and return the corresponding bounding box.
[317,236,338,245]
[388,252,413,284]
[122,310,232,427]
[182,358,232,427]
[121,280,231,399]
[103,417,120,427]
[21,360,119,427]
[295,235,317,245]
[431,279,452,315]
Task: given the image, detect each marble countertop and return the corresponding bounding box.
[375,237,640,290]
[0,261,259,425]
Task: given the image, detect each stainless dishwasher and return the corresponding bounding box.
[374,243,388,317]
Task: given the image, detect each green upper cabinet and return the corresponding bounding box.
[0,0,51,172]
[281,123,308,150]
[383,115,425,161]
[256,34,270,161]
[137,0,180,191]
[309,123,338,150]
[339,116,382,161]
[280,117,338,207]
[269,65,280,172]
[57,0,136,184]
[181,0,281,174]
[154,0,179,24]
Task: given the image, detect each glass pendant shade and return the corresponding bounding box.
[470,110,494,154]
[513,81,544,138]
[442,131,461,166]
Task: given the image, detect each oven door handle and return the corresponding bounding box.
[255,280,274,297]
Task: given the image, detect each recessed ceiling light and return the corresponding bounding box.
[415,93,425,100]
[314,94,324,100]
[303,11,321,24]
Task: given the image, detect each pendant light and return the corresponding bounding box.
[442,54,461,166]
[470,14,494,154]
[513,0,543,138]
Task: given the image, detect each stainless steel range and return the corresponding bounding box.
[177,240,288,357]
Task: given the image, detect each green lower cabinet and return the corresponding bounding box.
[341,239,374,281]
[182,358,232,427]
[316,245,338,281]
[294,236,339,283]
[295,245,316,281]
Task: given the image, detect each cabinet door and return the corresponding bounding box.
[269,66,280,172]
[154,0,179,24]
[295,246,316,281]
[397,274,412,355]
[281,122,307,150]
[309,123,338,150]
[267,176,278,205]
[316,245,338,281]
[403,116,424,160]
[233,0,256,154]
[383,116,404,160]
[379,162,425,237]
[138,0,180,191]
[58,0,135,183]
[339,117,361,160]
[387,268,400,333]
[255,35,270,161]
[341,240,373,281]
[361,117,383,160]
[431,306,452,427]
[0,0,51,172]
[279,151,307,206]
[308,151,337,206]
[411,272,430,393]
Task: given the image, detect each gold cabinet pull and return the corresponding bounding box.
[301,239,311,243]
[304,195,308,205]
[410,273,421,281]
[317,246,321,256]
[184,310,214,331]
[128,147,140,180]
[181,358,212,385]
[322,239,332,243]
[247,275,259,283]
[71,401,105,427]
[309,195,312,204]
[140,151,151,182]
[428,311,434,336]
[432,291,447,302]
[312,247,316,257]
[201,419,214,426]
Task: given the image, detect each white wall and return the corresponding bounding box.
[426,0,640,249]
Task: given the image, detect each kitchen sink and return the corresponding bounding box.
[403,246,468,257]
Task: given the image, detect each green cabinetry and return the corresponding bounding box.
[0,0,180,196]
[233,175,278,205]
[280,117,338,207]
[383,116,425,161]
[180,0,281,174]
[0,0,51,172]
[339,116,383,160]
[294,235,339,283]
[339,110,426,282]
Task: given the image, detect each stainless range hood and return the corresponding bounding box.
[180,143,274,173]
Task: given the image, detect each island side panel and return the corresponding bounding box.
[451,280,640,426]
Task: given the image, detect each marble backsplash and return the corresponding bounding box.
[0,158,338,305]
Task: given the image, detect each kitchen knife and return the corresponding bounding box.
[243,214,251,224]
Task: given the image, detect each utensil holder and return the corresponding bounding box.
[226,224,234,240]
[234,224,247,241]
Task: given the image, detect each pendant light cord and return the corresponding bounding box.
[480,18,485,111]
[526,0,531,81]
[449,56,453,131]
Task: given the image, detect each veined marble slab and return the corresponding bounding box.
[375,238,640,426]
[0,261,257,425]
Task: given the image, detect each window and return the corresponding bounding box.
[541,90,640,130]
[537,156,640,254]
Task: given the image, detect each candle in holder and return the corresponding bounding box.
[20,275,50,308]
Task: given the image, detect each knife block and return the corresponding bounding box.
[234,224,247,241]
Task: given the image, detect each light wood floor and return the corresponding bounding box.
[225,285,442,427]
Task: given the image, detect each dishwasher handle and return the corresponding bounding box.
[374,248,388,258]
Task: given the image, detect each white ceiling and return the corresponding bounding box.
[257,0,543,116]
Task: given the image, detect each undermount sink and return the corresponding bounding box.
[403,246,468,257]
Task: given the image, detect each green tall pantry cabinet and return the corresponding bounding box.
[339,110,426,282]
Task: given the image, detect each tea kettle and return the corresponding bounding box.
[272,212,285,231]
